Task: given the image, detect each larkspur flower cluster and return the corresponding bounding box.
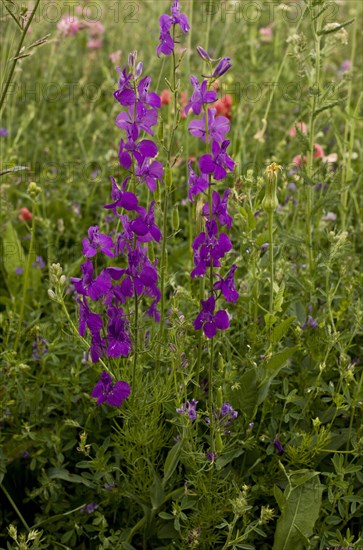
[72,52,163,403]
[186,52,238,338]
[156,0,190,56]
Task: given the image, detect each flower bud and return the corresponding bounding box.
[262,163,282,212]
[48,289,57,300]
[213,57,232,78]
[135,61,143,78]
[196,45,212,62]
[215,431,223,454]
[128,50,137,67]
[27,182,41,200]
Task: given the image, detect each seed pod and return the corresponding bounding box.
[172,206,179,232]
[165,164,172,189]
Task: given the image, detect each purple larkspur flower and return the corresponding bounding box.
[91,370,131,406]
[171,0,190,32]
[114,67,136,106]
[206,402,238,433]
[194,295,230,338]
[130,201,162,242]
[82,226,114,258]
[77,297,103,338]
[187,161,209,202]
[116,103,158,139]
[106,306,132,357]
[201,189,232,228]
[138,77,161,108]
[118,138,158,169]
[197,45,212,62]
[104,176,139,212]
[212,57,232,78]
[191,221,232,278]
[71,259,112,301]
[188,107,230,144]
[176,399,198,421]
[185,76,217,115]
[199,140,235,180]
[135,158,163,192]
[213,264,239,302]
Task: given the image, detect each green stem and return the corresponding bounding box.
[0,0,41,115]
[14,201,36,352]
[1,482,30,532]
[268,209,274,315]
[132,290,139,393]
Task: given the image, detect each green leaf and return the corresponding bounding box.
[215,447,244,470]
[229,368,259,418]
[258,347,299,405]
[272,316,295,344]
[163,440,182,487]
[47,467,95,488]
[150,474,165,510]
[272,475,323,550]
[274,485,286,510]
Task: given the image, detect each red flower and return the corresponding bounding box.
[18,207,32,221]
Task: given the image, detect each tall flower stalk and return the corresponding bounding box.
[156,1,190,347]
[71,53,163,400]
[185,49,237,451]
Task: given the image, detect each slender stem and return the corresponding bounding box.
[0,0,41,115]
[268,209,274,315]
[14,201,36,352]
[132,290,139,393]
[1,482,30,532]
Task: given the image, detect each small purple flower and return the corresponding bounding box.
[81,502,99,514]
[213,264,239,303]
[91,370,131,407]
[106,306,132,358]
[196,45,212,62]
[201,189,232,228]
[206,450,216,462]
[176,399,198,421]
[0,128,8,137]
[114,67,135,106]
[138,77,161,109]
[82,226,114,258]
[189,108,230,144]
[15,267,24,275]
[302,315,318,329]
[32,256,45,269]
[273,437,284,455]
[194,295,230,339]
[185,76,217,116]
[156,1,190,56]
[191,221,232,278]
[32,336,48,361]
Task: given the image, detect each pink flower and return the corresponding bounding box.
[313,143,324,159]
[160,89,171,105]
[292,144,325,168]
[289,122,308,138]
[18,207,32,221]
[259,26,273,41]
[57,15,80,37]
[340,60,352,73]
[87,37,103,49]
[109,50,121,64]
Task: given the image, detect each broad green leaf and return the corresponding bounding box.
[215,447,244,470]
[258,347,299,405]
[163,440,182,486]
[272,475,323,550]
[229,368,259,419]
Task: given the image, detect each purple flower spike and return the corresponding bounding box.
[214,264,239,303]
[91,370,131,407]
[156,1,190,56]
[82,226,114,258]
[185,76,217,116]
[194,295,230,339]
